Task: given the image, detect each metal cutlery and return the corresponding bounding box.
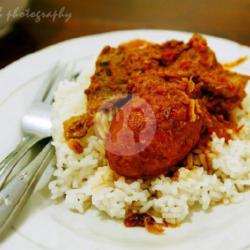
[0,141,55,237]
[0,62,76,238]
[0,63,74,189]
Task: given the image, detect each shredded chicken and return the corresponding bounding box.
[64,34,249,179]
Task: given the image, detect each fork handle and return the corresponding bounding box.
[0,135,43,190]
[0,142,54,238]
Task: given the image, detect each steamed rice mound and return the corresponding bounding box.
[49,64,250,225]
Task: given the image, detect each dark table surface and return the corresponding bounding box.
[0,0,250,69]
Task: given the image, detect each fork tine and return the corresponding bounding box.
[43,62,76,104]
[35,64,61,103]
[36,62,76,104]
[41,63,67,103]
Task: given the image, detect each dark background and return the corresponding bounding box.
[0,0,250,68]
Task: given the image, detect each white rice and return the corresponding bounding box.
[49,64,250,225]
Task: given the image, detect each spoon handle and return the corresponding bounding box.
[0,135,42,189]
[0,142,54,238]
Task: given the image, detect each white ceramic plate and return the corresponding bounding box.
[1,30,250,250]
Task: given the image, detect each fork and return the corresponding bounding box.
[0,63,75,189]
[0,63,76,238]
